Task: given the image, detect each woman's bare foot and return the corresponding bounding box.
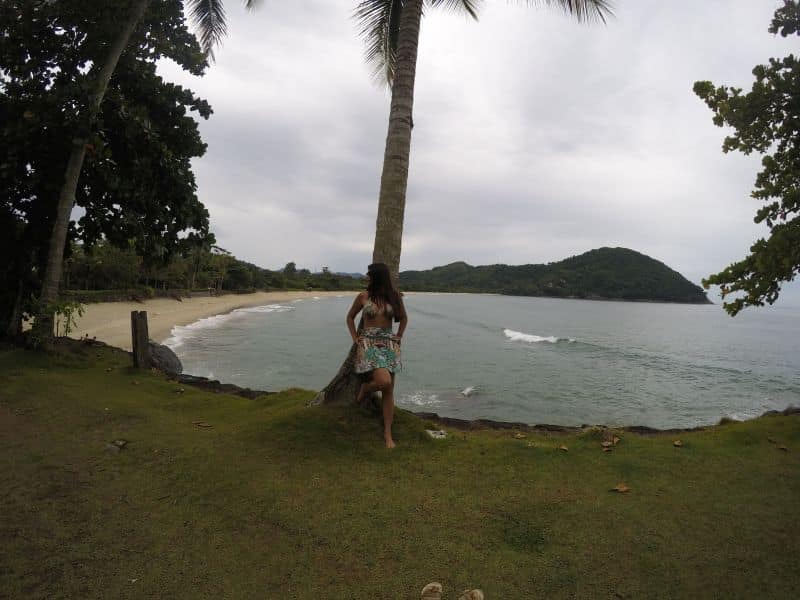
[384,432,396,449]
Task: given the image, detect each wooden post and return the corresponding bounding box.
[131,310,150,369]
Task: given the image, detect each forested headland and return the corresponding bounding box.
[400,247,711,304]
[60,245,710,304]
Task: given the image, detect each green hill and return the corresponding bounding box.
[400,247,711,303]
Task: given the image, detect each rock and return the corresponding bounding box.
[105,443,121,454]
[458,590,484,600]
[148,342,182,376]
[425,429,447,440]
[177,374,271,399]
[421,582,443,600]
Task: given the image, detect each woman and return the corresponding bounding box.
[346,262,408,448]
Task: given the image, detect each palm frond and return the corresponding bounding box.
[427,0,483,20]
[354,0,404,87]
[524,0,614,24]
[187,0,227,59]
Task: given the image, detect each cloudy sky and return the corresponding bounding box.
[158,0,798,305]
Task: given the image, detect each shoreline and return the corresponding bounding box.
[69,289,714,353]
[165,367,799,434]
[70,290,346,351]
[66,292,794,433]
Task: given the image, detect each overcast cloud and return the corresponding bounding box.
[157,0,799,304]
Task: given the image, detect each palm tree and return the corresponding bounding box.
[32,0,256,348]
[312,0,613,404]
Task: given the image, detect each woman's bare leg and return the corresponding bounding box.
[382,384,396,448]
[372,368,395,448]
[356,377,379,404]
[356,381,368,404]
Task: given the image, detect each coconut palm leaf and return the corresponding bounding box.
[428,0,480,19]
[354,0,404,85]
[187,0,262,59]
[532,0,613,24]
[355,0,612,87]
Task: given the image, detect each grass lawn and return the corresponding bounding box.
[1,341,798,599]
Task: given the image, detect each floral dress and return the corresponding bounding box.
[355,327,402,374]
[353,297,403,374]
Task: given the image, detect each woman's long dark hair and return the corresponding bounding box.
[366,262,405,322]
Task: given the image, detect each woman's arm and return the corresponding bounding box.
[395,295,408,339]
[346,292,365,343]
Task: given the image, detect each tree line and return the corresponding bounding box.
[59,242,364,301]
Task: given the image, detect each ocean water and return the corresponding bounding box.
[164,293,800,429]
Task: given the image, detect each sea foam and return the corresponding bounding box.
[503,328,575,344]
[401,392,441,406]
[164,304,293,349]
[234,304,293,314]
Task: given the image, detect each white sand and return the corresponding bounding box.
[70,291,348,351]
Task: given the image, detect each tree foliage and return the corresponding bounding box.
[60,240,364,298]
[0,0,215,337]
[694,0,800,315]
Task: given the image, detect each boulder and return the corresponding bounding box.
[148,342,182,376]
[177,374,271,399]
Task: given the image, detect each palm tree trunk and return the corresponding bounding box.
[310,0,423,406]
[372,0,423,284]
[5,279,25,340]
[31,0,150,348]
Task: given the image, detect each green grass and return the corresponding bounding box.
[1,342,798,599]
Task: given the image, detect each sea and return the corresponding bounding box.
[163,293,800,429]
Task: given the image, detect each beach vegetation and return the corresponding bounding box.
[1,343,798,596]
[694,0,800,315]
[55,240,364,302]
[25,299,86,348]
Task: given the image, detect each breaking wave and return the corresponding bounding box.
[400,392,441,406]
[235,304,294,315]
[503,328,576,344]
[164,304,293,349]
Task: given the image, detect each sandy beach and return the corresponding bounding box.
[70,291,346,351]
